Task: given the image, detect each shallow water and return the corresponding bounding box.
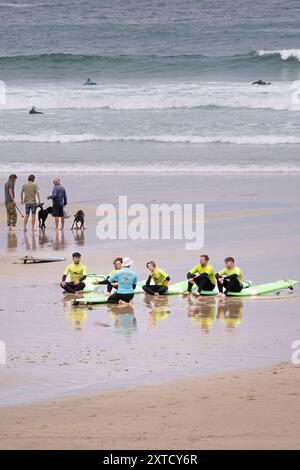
[0,281,299,406]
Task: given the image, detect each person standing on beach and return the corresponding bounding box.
[183,254,216,296]
[107,257,137,304]
[142,261,170,296]
[47,178,67,231]
[21,174,41,232]
[216,257,244,297]
[4,174,18,230]
[60,252,87,294]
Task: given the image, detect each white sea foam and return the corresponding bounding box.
[0,161,298,174]
[3,80,299,111]
[257,49,300,62]
[0,133,300,144]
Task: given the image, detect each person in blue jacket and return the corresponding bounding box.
[107,257,137,304]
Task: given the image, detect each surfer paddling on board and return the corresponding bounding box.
[84,78,97,86]
[29,106,44,114]
[106,257,137,305]
[60,252,87,294]
[182,254,216,296]
[142,261,170,296]
[216,257,244,297]
[251,79,271,85]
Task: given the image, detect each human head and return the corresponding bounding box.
[53,177,60,185]
[224,256,235,269]
[113,257,123,269]
[8,174,17,183]
[122,257,133,267]
[28,174,35,182]
[72,252,81,264]
[146,261,156,272]
[199,254,209,267]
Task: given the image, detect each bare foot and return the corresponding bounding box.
[193,292,200,297]
[182,291,190,296]
[154,292,160,297]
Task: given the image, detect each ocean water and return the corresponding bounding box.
[0,0,300,172]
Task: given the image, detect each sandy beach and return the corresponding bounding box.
[0,172,299,449]
[1,363,300,450]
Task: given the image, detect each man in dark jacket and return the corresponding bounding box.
[47,178,67,231]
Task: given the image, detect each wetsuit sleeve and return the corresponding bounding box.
[62,274,67,282]
[162,275,170,286]
[187,271,195,279]
[216,268,226,279]
[108,272,118,284]
[132,274,138,290]
[63,266,70,281]
[224,274,238,280]
[98,276,110,285]
[189,265,198,275]
[146,275,152,286]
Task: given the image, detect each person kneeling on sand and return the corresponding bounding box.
[107,257,137,304]
[93,257,123,293]
[183,254,216,296]
[143,261,170,296]
[215,257,244,298]
[60,252,87,294]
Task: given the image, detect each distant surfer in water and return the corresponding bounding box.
[29,106,44,114]
[84,78,97,86]
[251,79,271,85]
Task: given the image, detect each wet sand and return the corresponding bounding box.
[1,173,300,448]
[1,363,300,450]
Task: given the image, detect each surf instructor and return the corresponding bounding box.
[107,257,137,304]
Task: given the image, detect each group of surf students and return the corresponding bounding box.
[61,253,244,304]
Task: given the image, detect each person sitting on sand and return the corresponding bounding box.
[251,79,271,85]
[60,252,87,294]
[142,261,170,296]
[29,106,44,114]
[215,257,244,297]
[183,254,216,296]
[93,257,123,293]
[107,257,137,304]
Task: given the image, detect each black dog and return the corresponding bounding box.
[38,203,53,229]
[71,210,85,230]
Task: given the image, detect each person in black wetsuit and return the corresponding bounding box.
[251,80,271,85]
[29,106,44,114]
[93,257,123,293]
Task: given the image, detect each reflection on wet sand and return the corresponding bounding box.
[143,296,171,329]
[72,228,85,246]
[7,231,18,250]
[107,304,137,340]
[187,297,244,332]
[53,231,67,251]
[23,232,37,250]
[188,298,216,333]
[217,299,244,330]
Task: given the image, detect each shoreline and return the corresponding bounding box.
[1,362,299,450]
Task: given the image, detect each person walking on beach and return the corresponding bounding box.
[216,257,244,297]
[107,257,137,304]
[142,261,170,296]
[47,178,67,231]
[21,174,41,232]
[4,174,18,230]
[60,252,87,294]
[183,254,216,296]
